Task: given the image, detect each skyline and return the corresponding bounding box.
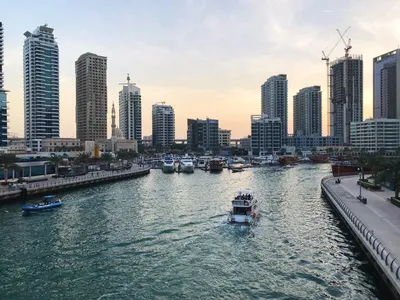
[2,0,400,139]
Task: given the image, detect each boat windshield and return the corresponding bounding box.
[44,195,55,199]
[234,191,254,200]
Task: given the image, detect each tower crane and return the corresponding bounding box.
[321,26,351,135]
[336,28,352,58]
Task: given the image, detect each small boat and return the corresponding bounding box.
[231,168,244,173]
[228,190,259,224]
[180,158,194,173]
[22,195,63,212]
[283,164,294,168]
[209,158,224,173]
[162,159,175,173]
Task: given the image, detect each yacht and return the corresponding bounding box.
[209,158,224,172]
[162,159,175,173]
[180,158,194,173]
[197,157,210,169]
[228,190,259,224]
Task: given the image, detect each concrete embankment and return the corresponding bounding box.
[321,176,400,299]
[0,166,150,203]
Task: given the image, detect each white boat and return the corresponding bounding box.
[162,159,175,173]
[180,158,194,173]
[231,156,246,163]
[283,164,294,168]
[231,167,244,173]
[197,157,209,169]
[228,190,259,224]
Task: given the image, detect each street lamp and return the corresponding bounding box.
[358,167,362,199]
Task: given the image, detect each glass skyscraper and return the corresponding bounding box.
[23,24,59,151]
[0,22,8,147]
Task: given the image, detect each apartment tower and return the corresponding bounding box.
[23,24,59,151]
[75,52,107,141]
[261,74,288,137]
[293,86,322,136]
[330,55,363,144]
[373,49,400,119]
[152,103,175,147]
[119,74,142,143]
[0,22,8,146]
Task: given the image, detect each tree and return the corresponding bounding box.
[368,155,384,184]
[101,152,114,170]
[377,158,400,198]
[326,148,333,154]
[48,155,62,175]
[356,154,369,180]
[76,152,91,165]
[311,147,317,153]
[0,154,19,183]
[117,149,138,161]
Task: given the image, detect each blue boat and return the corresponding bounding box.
[22,195,64,212]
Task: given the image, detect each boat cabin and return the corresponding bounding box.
[232,190,255,215]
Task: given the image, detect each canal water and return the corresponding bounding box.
[0,165,390,299]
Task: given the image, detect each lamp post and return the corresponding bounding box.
[358,167,362,199]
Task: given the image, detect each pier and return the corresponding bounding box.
[321,175,400,299]
[0,165,150,203]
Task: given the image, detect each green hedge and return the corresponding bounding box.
[357,180,381,190]
[390,197,400,208]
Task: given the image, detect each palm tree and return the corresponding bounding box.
[0,154,19,183]
[367,155,384,184]
[48,155,62,176]
[76,152,91,165]
[377,158,400,198]
[101,152,114,170]
[356,154,369,180]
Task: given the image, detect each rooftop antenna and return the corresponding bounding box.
[119,73,136,86]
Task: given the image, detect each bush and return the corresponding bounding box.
[357,180,381,190]
[390,197,400,208]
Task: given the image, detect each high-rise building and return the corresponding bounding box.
[293,86,322,136]
[152,103,175,147]
[0,22,8,146]
[261,74,288,137]
[75,52,107,142]
[119,74,142,143]
[250,115,282,156]
[23,24,59,151]
[330,55,363,144]
[111,103,116,137]
[187,118,219,151]
[218,128,231,147]
[373,49,400,119]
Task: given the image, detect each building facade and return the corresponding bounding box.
[284,135,343,150]
[293,86,322,136]
[218,128,231,147]
[23,24,60,151]
[239,136,251,151]
[152,103,175,147]
[350,118,400,152]
[261,74,288,137]
[42,138,82,152]
[330,55,363,144]
[250,115,282,156]
[187,118,219,151]
[75,52,107,142]
[373,49,400,119]
[119,75,142,143]
[0,22,8,146]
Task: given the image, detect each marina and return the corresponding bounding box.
[0,164,390,299]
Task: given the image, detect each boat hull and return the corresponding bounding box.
[22,202,63,212]
[162,165,175,173]
[181,165,194,173]
[331,164,371,177]
[228,214,257,224]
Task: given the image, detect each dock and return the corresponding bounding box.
[0,165,150,203]
[321,175,400,299]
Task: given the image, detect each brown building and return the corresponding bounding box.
[75,52,107,142]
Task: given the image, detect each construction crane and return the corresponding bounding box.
[321,26,351,136]
[337,28,352,58]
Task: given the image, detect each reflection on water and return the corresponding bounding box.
[0,164,391,299]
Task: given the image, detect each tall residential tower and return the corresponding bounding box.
[373,49,400,119]
[152,103,175,147]
[293,86,322,136]
[330,55,363,144]
[119,74,142,143]
[0,22,8,146]
[23,24,59,151]
[261,74,288,137]
[75,52,107,141]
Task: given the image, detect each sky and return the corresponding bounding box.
[2,0,400,139]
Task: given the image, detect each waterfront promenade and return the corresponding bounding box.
[322,175,400,298]
[0,164,150,202]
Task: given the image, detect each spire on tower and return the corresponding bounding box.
[127,73,130,84]
[111,102,116,137]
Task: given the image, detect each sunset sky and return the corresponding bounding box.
[3,0,400,139]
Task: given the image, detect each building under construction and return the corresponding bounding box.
[329,54,363,144]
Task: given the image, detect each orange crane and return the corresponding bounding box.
[321,26,351,135]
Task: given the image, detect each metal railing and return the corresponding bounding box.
[321,176,400,283]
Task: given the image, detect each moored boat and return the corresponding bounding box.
[22,195,63,212]
[278,155,298,165]
[228,190,258,224]
[209,158,224,172]
[310,153,330,163]
[162,159,175,173]
[231,167,244,173]
[180,158,194,173]
[331,161,371,177]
